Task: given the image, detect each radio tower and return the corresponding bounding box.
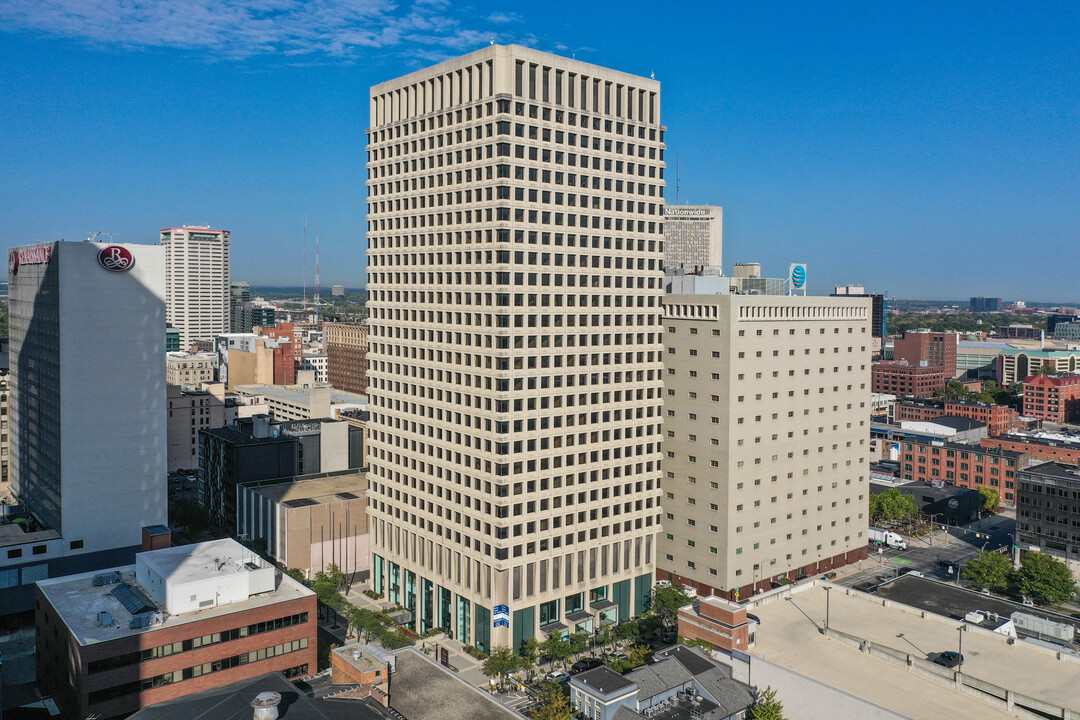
[314,225,321,324]
[302,216,309,319]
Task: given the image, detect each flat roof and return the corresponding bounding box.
[750,583,1079,717]
[235,384,367,406]
[244,472,368,505]
[37,546,312,646]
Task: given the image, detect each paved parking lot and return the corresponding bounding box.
[751,584,1080,719]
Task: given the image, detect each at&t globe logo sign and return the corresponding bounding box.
[790,263,807,289]
[98,245,135,272]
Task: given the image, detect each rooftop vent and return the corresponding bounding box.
[251,691,282,720]
[96,611,113,627]
[92,571,122,587]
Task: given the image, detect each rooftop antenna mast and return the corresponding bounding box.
[303,216,309,320]
[676,153,680,205]
[315,225,321,324]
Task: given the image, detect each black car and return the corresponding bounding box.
[933,651,963,668]
[570,657,604,674]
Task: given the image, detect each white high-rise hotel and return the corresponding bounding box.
[366,45,665,651]
[160,226,231,346]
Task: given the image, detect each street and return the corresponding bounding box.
[838,515,1014,591]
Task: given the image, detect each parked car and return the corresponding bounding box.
[570,657,604,674]
[933,651,963,668]
[608,650,629,661]
[820,572,838,580]
[661,631,677,644]
[853,581,877,593]
[544,670,571,683]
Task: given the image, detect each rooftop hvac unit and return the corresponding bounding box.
[92,571,122,587]
[96,611,113,627]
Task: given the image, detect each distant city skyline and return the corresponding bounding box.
[1,2,1077,299]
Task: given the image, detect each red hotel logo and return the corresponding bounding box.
[10,244,54,276]
[98,245,135,272]
[8,250,18,277]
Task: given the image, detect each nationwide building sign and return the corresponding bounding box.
[493,603,509,628]
[665,207,710,217]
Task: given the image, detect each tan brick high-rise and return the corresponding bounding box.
[659,294,872,600]
[366,45,665,651]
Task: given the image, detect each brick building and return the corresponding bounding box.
[677,596,753,653]
[894,398,1022,436]
[325,322,369,395]
[36,538,316,720]
[899,439,1028,505]
[981,434,1080,465]
[872,362,948,398]
[893,330,958,378]
[1022,374,1080,423]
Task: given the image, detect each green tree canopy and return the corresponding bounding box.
[531,683,574,720]
[652,583,692,628]
[749,686,787,720]
[615,619,640,643]
[977,487,999,513]
[935,381,973,401]
[869,488,919,523]
[482,646,523,690]
[1015,552,1078,604]
[961,551,1011,591]
[540,633,574,668]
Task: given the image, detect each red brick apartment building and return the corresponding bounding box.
[1022,374,1080,423]
[900,439,1028,505]
[872,362,948,398]
[981,434,1080,465]
[36,538,316,720]
[893,330,958,378]
[894,398,1022,436]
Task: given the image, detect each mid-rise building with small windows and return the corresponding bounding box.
[662,205,722,273]
[658,294,872,601]
[165,351,218,386]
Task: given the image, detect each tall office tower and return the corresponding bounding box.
[7,241,167,612]
[658,294,871,600]
[366,45,666,651]
[663,205,722,272]
[970,297,1002,313]
[160,225,231,346]
[231,281,253,333]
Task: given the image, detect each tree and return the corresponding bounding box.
[531,683,574,720]
[652,583,692,628]
[520,636,542,681]
[609,644,652,673]
[595,624,616,653]
[935,381,973,401]
[1014,552,1078,605]
[325,563,347,591]
[869,488,919,524]
[977,487,999,513]
[615,619,641,644]
[961,551,1011,591]
[567,631,589,656]
[169,498,210,534]
[540,633,574,669]
[482,645,523,691]
[749,686,787,720]
[284,568,308,585]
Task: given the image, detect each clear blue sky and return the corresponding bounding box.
[2,1,1077,300]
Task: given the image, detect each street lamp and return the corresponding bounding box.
[958,625,964,671]
[825,586,831,630]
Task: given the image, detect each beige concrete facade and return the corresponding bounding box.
[659,294,872,599]
[663,205,721,271]
[165,351,217,385]
[160,226,230,346]
[238,472,369,580]
[166,382,230,471]
[366,45,666,650]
